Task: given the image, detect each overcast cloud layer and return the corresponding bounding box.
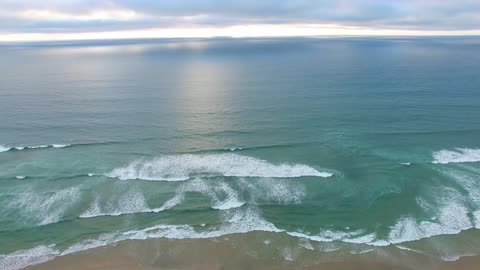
[1,0,480,37]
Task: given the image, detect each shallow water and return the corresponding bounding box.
[1,37,480,269]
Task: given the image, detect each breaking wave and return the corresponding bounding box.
[388,202,472,244]
[107,153,332,181]
[80,176,304,218]
[2,200,478,270]
[9,187,81,226]
[0,144,71,153]
[432,148,480,164]
[79,188,182,218]
[0,207,279,270]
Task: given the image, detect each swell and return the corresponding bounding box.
[363,128,480,137]
[1,140,322,156]
[171,140,325,155]
[0,138,155,154]
[0,173,97,182]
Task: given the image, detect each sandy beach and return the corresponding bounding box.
[27,232,480,270]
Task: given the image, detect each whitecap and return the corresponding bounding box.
[15,176,26,179]
[52,144,69,148]
[432,148,480,164]
[107,153,332,181]
[1,144,72,152]
[28,145,49,149]
[212,200,245,210]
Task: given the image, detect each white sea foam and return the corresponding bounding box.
[0,215,268,270]
[77,207,281,252]
[172,177,304,211]
[0,245,59,270]
[237,177,306,204]
[439,169,480,206]
[286,230,384,246]
[212,200,245,210]
[120,207,281,240]
[28,145,48,149]
[87,173,94,177]
[0,145,11,152]
[388,201,472,244]
[107,153,332,181]
[400,162,411,166]
[81,178,247,218]
[83,174,305,219]
[15,176,26,179]
[10,187,81,225]
[432,148,480,164]
[165,178,246,211]
[298,239,315,250]
[51,144,69,148]
[0,208,278,269]
[2,201,474,270]
[211,182,245,210]
[436,168,480,228]
[80,189,151,218]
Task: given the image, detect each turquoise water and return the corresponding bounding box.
[1,37,480,269]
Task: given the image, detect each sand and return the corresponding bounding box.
[26,232,480,270]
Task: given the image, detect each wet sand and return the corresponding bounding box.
[26,232,480,270]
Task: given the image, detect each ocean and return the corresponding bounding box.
[1,37,480,269]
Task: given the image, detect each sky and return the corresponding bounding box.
[1,0,480,41]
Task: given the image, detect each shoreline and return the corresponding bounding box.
[25,232,480,270]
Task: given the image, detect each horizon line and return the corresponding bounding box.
[2,24,480,43]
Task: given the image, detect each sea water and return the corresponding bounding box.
[1,37,480,269]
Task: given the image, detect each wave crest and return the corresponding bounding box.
[107,153,332,181]
[432,148,480,164]
[0,144,71,153]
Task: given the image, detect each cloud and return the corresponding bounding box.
[0,0,479,38]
